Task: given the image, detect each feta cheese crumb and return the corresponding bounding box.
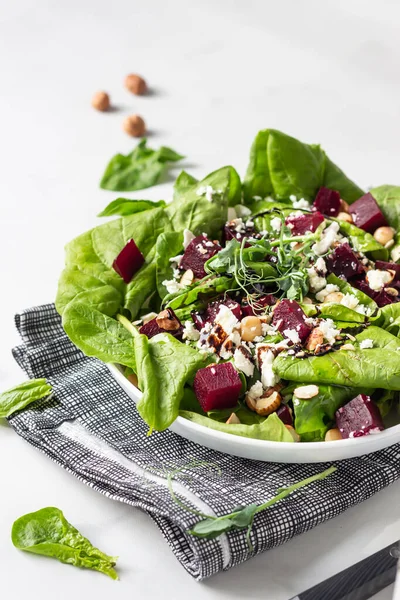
[366,269,392,291]
[307,266,327,292]
[162,279,182,294]
[318,318,340,344]
[315,284,340,303]
[292,196,311,209]
[215,305,239,335]
[312,222,340,255]
[360,338,374,349]
[257,346,279,388]
[196,185,217,202]
[183,229,195,249]
[340,293,359,310]
[283,329,301,344]
[315,257,327,274]
[233,347,254,377]
[182,321,200,341]
[169,254,183,266]
[247,381,263,400]
[270,216,282,232]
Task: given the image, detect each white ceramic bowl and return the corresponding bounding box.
[108,364,400,463]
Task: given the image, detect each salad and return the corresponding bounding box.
[56,128,400,444]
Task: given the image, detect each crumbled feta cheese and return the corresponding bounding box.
[366,269,392,291]
[245,219,254,228]
[292,197,311,209]
[182,321,200,341]
[162,279,182,294]
[315,257,327,274]
[270,217,282,232]
[315,284,340,303]
[247,381,264,400]
[257,347,279,388]
[283,329,301,344]
[307,266,327,292]
[183,229,195,249]
[318,319,340,344]
[235,204,252,217]
[233,347,254,377]
[340,293,359,311]
[215,305,239,335]
[231,217,245,232]
[360,338,374,349]
[196,185,217,202]
[312,222,340,255]
[196,244,208,255]
[227,207,237,221]
[169,254,182,266]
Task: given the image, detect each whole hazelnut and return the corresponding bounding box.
[91,91,110,112]
[123,114,146,137]
[124,74,147,95]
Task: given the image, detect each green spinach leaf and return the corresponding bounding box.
[0,379,52,418]
[165,275,235,310]
[370,185,400,231]
[173,171,199,202]
[243,129,364,203]
[100,138,184,192]
[155,231,184,299]
[335,220,388,260]
[12,507,118,580]
[98,198,166,217]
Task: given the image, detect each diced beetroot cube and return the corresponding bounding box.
[241,294,277,317]
[276,403,293,426]
[352,277,395,307]
[112,239,145,283]
[373,289,395,307]
[325,243,364,279]
[193,362,242,412]
[272,300,312,343]
[313,187,341,217]
[335,394,384,439]
[206,297,242,323]
[180,235,221,279]
[351,277,377,300]
[191,310,206,331]
[375,261,400,280]
[139,309,183,339]
[224,219,256,245]
[285,212,324,235]
[349,193,388,233]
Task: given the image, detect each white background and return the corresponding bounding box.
[1,1,400,598]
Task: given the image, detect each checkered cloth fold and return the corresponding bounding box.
[9,304,400,580]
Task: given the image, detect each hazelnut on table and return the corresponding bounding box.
[123,114,146,137]
[124,74,147,95]
[91,91,110,112]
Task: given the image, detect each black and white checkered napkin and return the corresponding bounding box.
[9,304,400,580]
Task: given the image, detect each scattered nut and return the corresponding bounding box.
[337,212,353,223]
[180,269,194,287]
[385,239,395,249]
[127,372,139,389]
[124,73,147,95]
[305,328,324,352]
[91,91,110,111]
[302,296,313,305]
[325,428,342,441]
[323,291,344,304]
[293,384,319,399]
[123,114,146,137]
[240,316,262,342]
[142,312,158,324]
[340,343,355,351]
[340,199,350,213]
[245,394,258,412]
[285,425,300,442]
[226,413,241,425]
[373,226,395,246]
[385,287,399,297]
[254,391,281,416]
[156,308,181,331]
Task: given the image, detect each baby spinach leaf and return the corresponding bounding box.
[0,379,52,418]
[274,327,400,390]
[370,185,400,230]
[100,138,184,192]
[179,410,294,442]
[243,129,364,203]
[155,231,184,299]
[335,220,388,260]
[12,507,118,580]
[98,198,166,217]
[173,171,199,202]
[373,303,400,336]
[135,333,206,432]
[326,274,378,312]
[62,302,137,372]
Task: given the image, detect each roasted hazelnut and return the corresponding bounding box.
[124,74,147,95]
[123,114,146,137]
[91,91,110,111]
[373,226,395,246]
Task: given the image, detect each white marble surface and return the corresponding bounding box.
[1,1,400,598]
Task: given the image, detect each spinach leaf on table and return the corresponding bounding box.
[100,138,184,192]
[0,379,52,418]
[179,410,294,442]
[274,327,400,390]
[243,129,364,204]
[12,507,118,580]
[98,198,166,217]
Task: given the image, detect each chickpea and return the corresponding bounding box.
[337,212,353,223]
[91,91,110,111]
[323,291,344,304]
[123,114,146,137]
[373,226,395,246]
[325,428,342,441]
[240,316,262,342]
[340,199,350,213]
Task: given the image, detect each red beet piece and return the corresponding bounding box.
[241,294,276,317]
[373,289,395,307]
[375,261,400,280]
[352,278,395,307]
[224,220,256,245]
[325,243,364,279]
[206,297,242,323]
[349,193,388,233]
[286,212,324,235]
[276,403,293,426]
[313,187,341,217]
[112,239,145,283]
[193,362,242,412]
[335,394,384,439]
[139,309,183,340]
[180,235,221,279]
[191,310,206,331]
[272,300,312,343]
